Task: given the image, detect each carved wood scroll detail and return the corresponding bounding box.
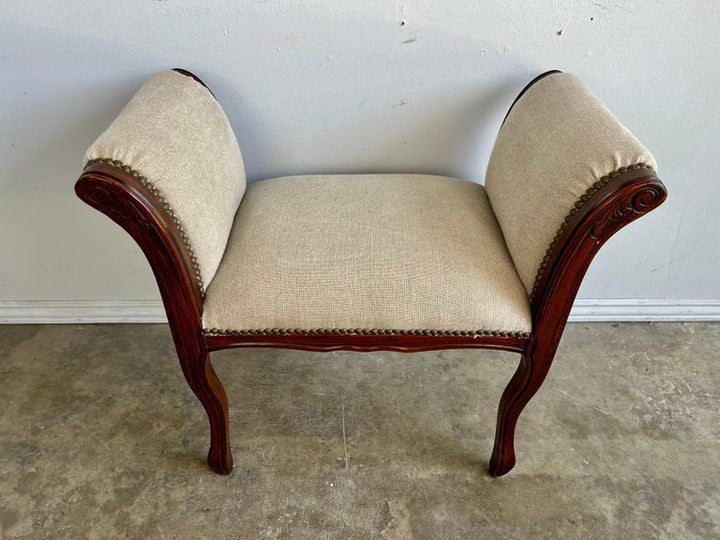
[590,185,665,240]
[82,182,143,223]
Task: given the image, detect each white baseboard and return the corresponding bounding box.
[0,300,167,324]
[0,299,719,324]
[568,299,720,322]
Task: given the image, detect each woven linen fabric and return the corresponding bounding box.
[84,70,246,288]
[202,174,532,334]
[485,72,657,295]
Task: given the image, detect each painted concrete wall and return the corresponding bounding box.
[1,1,718,307]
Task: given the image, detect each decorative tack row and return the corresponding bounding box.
[204,327,531,339]
[88,158,653,339]
[87,158,206,294]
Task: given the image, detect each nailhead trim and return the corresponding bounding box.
[529,163,656,300]
[203,327,531,339]
[92,158,647,337]
[87,158,205,294]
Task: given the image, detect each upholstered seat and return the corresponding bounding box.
[203,173,532,337]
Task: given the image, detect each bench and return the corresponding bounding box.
[75,68,667,476]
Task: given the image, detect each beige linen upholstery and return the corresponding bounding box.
[485,72,657,296]
[202,174,532,336]
[85,70,246,290]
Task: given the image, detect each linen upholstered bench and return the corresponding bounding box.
[75,69,667,476]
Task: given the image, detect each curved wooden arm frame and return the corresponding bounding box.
[75,69,667,477]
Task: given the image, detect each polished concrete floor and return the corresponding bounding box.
[0,322,718,538]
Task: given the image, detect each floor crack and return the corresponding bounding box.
[341,402,349,470]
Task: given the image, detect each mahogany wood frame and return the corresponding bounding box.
[75,70,667,476]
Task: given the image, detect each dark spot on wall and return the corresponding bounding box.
[399,20,406,26]
[403,38,416,44]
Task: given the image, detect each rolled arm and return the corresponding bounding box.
[83,69,246,292]
[485,71,659,299]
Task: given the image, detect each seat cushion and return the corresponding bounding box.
[202,174,532,337]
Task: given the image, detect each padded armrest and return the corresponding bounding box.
[84,70,246,291]
[485,72,657,296]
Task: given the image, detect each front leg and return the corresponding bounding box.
[489,347,554,476]
[177,346,234,475]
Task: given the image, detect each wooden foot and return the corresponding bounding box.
[177,348,234,475]
[208,439,234,475]
[489,349,554,477]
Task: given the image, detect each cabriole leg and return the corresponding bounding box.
[177,348,234,474]
[489,349,554,476]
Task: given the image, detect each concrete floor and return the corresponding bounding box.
[0,322,718,539]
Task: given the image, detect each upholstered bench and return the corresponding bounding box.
[75,69,666,476]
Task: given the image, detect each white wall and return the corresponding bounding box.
[1,1,718,319]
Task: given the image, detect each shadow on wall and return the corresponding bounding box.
[358,79,528,182]
[208,70,534,183]
[4,17,537,195]
[193,6,536,184]
[1,12,540,300]
[0,21,167,300]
